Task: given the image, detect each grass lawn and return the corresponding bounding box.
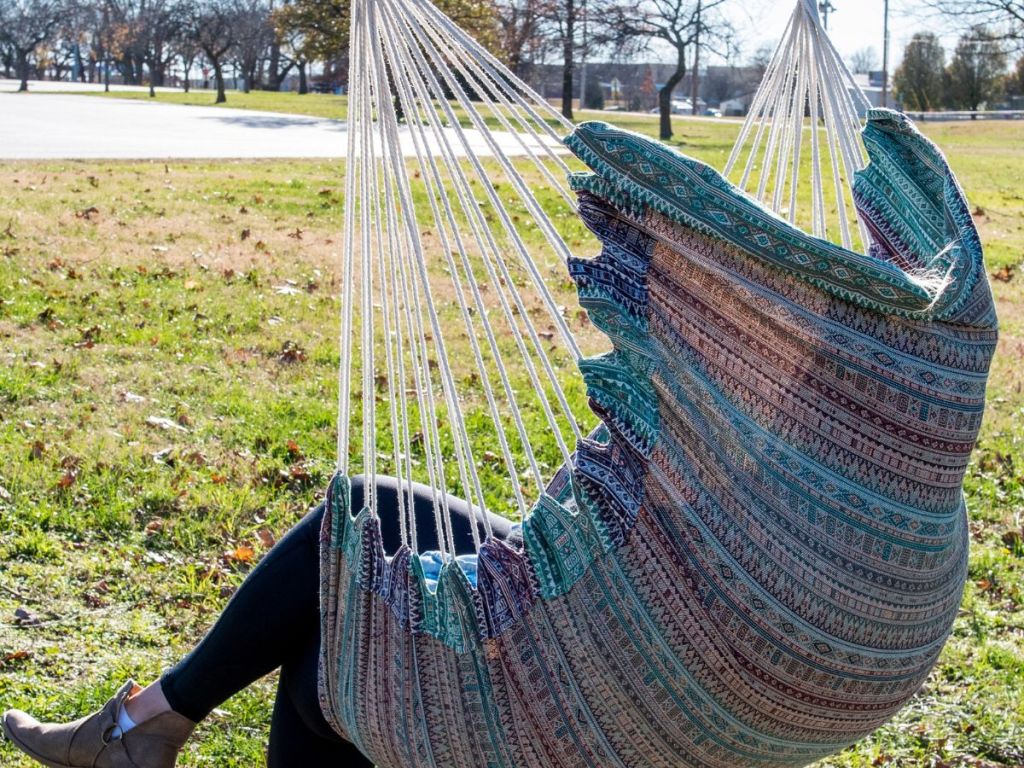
[60,87,352,121]
[0,111,1022,767]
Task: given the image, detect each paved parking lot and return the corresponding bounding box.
[0,91,562,160]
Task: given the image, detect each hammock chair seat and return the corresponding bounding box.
[317,110,997,768]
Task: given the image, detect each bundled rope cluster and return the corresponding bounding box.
[725,0,870,249]
[336,0,591,557]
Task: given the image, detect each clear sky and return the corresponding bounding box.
[721,0,957,69]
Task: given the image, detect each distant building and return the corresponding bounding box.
[525,62,768,114]
[851,73,893,113]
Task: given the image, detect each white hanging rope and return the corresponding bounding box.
[368,6,464,556]
[380,0,577,484]
[388,3,584,446]
[339,0,593,557]
[725,0,871,250]
[336,0,364,475]
[379,4,540,517]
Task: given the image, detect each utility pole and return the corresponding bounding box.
[881,0,890,107]
[579,0,588,110]
[818,1,835,30]
[692,0,702,115]
[562,0,575,119]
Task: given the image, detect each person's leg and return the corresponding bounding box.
[156,474,513,722]
[267,635,372,767]
[157,501,327,723]
[3,474,516,767]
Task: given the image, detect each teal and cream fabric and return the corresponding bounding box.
[318,110,997,767]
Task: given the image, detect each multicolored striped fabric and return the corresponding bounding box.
[317,109,997,767]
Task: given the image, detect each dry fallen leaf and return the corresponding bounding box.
[992,264,1015,283]
[146,416,189,433]
[226,545,255,564]
[14,607,41,626]
[278,341,307,364]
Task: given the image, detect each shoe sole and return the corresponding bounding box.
[1,712,76,768]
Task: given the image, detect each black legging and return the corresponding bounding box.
[159,475,513,767]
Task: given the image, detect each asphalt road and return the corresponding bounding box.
[0,91,563,160]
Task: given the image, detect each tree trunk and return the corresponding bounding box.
[659,49,688,140]
[214,61,227,103]
[270,60,294,91]
[183,59,192,92]
[562,0,575,120]
[17,52,30,92]
[299,61,308,95]
[268,42,281,90]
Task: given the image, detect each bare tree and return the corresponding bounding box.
[188,0,237,102]
[921,1,1024,49]
[947,25,1008,110]
[262,5,293,91]
[0,0,66,91]
[541,0,581,119]
[0,40,13,79]
[495,0,551,79]
[232,0,273,92]
[273,19,308,93]
[172,0,201,92]
[137,0,186,95]
[1009,52,1024,99]
[849,46,879,74]
[609,0,730,140]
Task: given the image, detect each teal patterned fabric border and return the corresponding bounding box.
[564,109,985,321]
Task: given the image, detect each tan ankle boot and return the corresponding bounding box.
[1,680,195,768]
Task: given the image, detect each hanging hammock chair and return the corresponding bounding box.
[317,0,998,765]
